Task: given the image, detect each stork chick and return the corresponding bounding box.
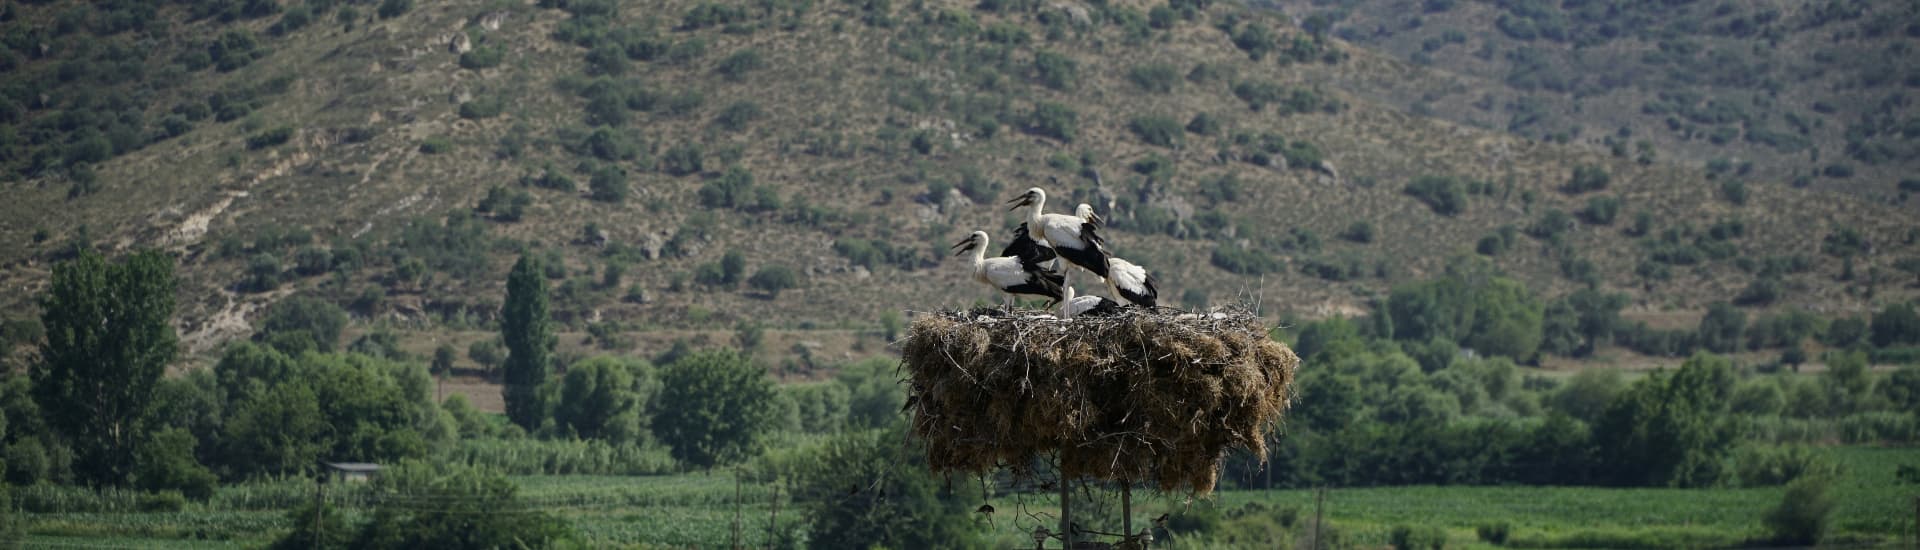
[1059,283,1123,318]
[1104,256,1158,308]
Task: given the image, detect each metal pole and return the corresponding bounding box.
[1122,481,1132,542]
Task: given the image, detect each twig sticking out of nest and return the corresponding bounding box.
[900,307,1298,497]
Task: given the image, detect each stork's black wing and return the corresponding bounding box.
[1001,223,1058,270]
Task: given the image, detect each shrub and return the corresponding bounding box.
[1232,79,1284,111]
[713,101,764,132]
[1476,522,1511,544]
[1764,477,1833,545]
[1735,445,1840,487]
[1564,164,1610,193]
[418,137,453,154]
[1580,196,1620,225]
[1390,524,1448,550]
[246,126,295,150]
[1341,221,1374,243]
[1026,102,1078,141]
[377,0,412,18]
[1128,115,1184,147]
[459,97,504,119]
[1211,244,1281,275]
[716,49,765,80]
[1404,175,1467,216]
[661,143,704,175]
[1187,112,1222,135]
[1128,63,1181,93]
[748,266,799,298]
[1031,50,1077,90]
[588,164,628,203]
[459,45,505,70]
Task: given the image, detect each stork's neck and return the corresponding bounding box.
[969,242,988,273]
[1025,195,1045,228]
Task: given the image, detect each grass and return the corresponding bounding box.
[11,446,1917,548]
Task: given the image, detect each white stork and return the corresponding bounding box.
[1007,187,1110,280]
[1069,202,1155,307]
[1058,283,1122,318]
[952,231,1064,308]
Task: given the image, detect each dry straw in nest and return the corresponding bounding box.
[900,307,1298,497]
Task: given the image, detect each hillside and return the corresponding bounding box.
[0,0,1916,366]
[1307,0,1920,200]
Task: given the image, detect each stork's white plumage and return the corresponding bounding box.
[1071,202,1155,307]
[1058,284,1122,318]
[1104,256,1158,308]
[1008,187,1109,280]
[952,231,1064,308]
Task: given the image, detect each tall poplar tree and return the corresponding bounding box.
[501,255,553,430]
[34,249,177,486]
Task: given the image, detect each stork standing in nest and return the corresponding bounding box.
[1008,187,1110,282]
[952,230,1064,310]
[1075,203,1158,308]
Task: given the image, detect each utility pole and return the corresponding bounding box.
[312,475,325,550]
[1311,486,1326,550]
[767,481,780,549]
[1059,450,1073,550]
[733,476,744,550]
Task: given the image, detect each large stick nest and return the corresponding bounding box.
[900,307,1298,497]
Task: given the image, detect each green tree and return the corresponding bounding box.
[502,256,554,431]
[34,249,177,486]
[221,381,328,478]
[1697,302,1746,353]
[1869,301,1919,348]
[836,357,906,429]
[1548,368,1625,423]
[255,295,348,353]
[431,344,456,378]
[797,425,981,549]
[549,356,655,443]
[652,349,779,468]
[1592,354,1735,487]
[132,427,217,501]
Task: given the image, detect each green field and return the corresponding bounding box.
[11,446,1916,548]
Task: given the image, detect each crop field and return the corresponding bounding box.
[9,446,1917,548]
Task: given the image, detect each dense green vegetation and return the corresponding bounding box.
[6,245,1920,548]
